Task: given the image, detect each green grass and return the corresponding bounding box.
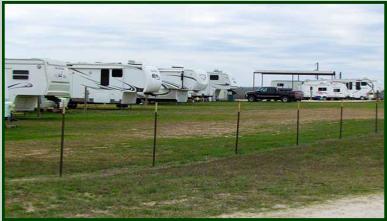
[5,101,384,217]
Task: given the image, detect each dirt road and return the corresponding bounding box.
[219,193,384,218]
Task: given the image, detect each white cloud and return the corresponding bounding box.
[5,4,384,87]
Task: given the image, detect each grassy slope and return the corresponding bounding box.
[4,102,385,217]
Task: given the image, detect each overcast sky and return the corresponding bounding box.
[5,4,384,87]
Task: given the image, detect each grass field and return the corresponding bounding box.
[4,101,384,217]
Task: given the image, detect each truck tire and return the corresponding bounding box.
[67,101,78,109]
[281,96,289,102]
[247,96,256,102]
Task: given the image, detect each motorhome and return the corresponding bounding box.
[5,58,71,112]
[271,80,303,90]
[66,62,161,108]
[301,80,349,100]
[333,78,376,100]
[146,66,208,102]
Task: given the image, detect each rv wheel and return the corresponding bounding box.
[360,96,366,100]
[247,96,256,102]
[281,96,289,102]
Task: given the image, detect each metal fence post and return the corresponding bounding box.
[375,99,378,133]
[296,101,300,145]
[59,102,66,177]
[37,96,41,118]
[84,86,88,113]
[235,101,241,154]
[152,102,158,167]
[339,101,343,139]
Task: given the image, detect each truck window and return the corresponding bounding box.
[259,87,268,93]
[318,87,327,91]
[356,82,361,90]
[100,69,110,86]
[112,69,123,77]
[277,83,284,87]
[333,89,340,92]
[210,75,219,80]
[268,87,276,93]
[13,70,29,80]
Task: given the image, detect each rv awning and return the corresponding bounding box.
[253,70,336,76]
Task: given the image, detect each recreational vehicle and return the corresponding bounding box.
[147,66,208,102]
[301,80,349,100]
[66,62,146,108]
[333,78,376,100]
[125,60,162,102]
[271,80,303,90]
[200,69,234,101]
[5,58,71,112]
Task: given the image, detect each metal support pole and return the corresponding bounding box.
[37,96,41,118]
[298,74,300,82]
[296,101,300,145]
[152,102,158,167]
[235,101,241,154]
[292,74,294,89]
[261,74,263,87]
[339,101,343,139]
[375,100,378,133]
[59,104,66,177]
[252,73,255,91]
[84,86,88,113]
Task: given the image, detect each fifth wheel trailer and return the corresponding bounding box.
[146,66,209,102]
[198,69,236,101]
[5,58,71,112]
[66,62,162,108]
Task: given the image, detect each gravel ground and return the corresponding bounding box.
[219,193,384,218]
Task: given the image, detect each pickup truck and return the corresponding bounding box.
[246,87,303,102]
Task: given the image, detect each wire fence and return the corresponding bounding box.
[4,100,384,178]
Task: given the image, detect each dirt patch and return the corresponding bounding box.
[219,193,384,218]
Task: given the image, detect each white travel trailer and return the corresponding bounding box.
[199,69,234,101]
[67,62,160,107]
[301,80,349,100]
[147,66,208,102]
[5,58,71,112]
[333,78,376,100]
[271,80,303,90]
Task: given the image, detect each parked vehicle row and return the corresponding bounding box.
[272,79,380,100]
[5,58,238,115]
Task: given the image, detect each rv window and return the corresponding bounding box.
[12,70,29,80]
[348,82,353,90]
[277,83,284,87]
[356,82,361,90]
[333,89,340,92]
[361,82,368,86]
[112,69,123,77]
[210,75,219,80]
[100,69,110,86]
[318,87,327,91]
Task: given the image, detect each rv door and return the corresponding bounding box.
[101,69,109,86]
